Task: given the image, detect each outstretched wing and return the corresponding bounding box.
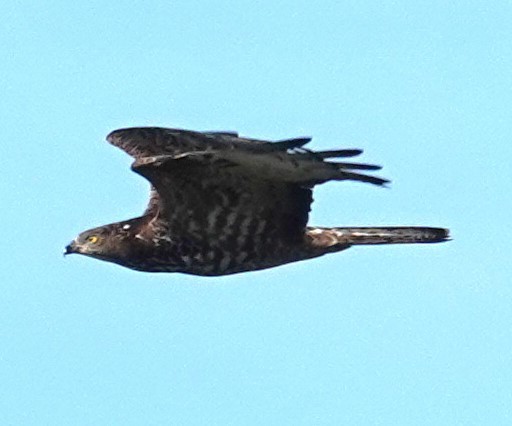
[106,127,387,244]
[107,127,387,185]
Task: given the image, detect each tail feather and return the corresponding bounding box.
[308,227,450,247]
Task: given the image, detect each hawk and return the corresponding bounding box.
[64,127,449,276]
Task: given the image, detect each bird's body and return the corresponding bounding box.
[65,127,449,276]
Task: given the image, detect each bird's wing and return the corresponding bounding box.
[106,127,387,244]
[107,127,388,186]
[107,127,309,158]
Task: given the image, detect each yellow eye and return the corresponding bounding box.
[87,235,99,244]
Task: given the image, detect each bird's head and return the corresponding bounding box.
[64,225,122,261]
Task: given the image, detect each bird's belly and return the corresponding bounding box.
[138,240,308,276]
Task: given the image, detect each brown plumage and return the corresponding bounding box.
[64,127,449,276]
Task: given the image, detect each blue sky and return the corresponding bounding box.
[2,1,512,424]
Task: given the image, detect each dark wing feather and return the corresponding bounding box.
[107,127,387,184]
[107,127,387,242]
[313,149,363,159]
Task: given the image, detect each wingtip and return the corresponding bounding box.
[105,129,117,142]
[272,137,312,151]
[320,149,364,159]
[106,128,130,142]
[359,174,391,186]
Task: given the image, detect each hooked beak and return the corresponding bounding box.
[64,241,77,256]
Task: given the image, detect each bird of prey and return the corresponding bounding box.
[64,127,449,276]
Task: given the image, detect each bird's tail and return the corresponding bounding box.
[307,226,450,248]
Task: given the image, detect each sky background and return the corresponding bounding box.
[2,1,512,425]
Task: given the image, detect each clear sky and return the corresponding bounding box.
[2,1,511,425]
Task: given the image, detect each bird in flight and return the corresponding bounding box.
[65,127,449,276]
